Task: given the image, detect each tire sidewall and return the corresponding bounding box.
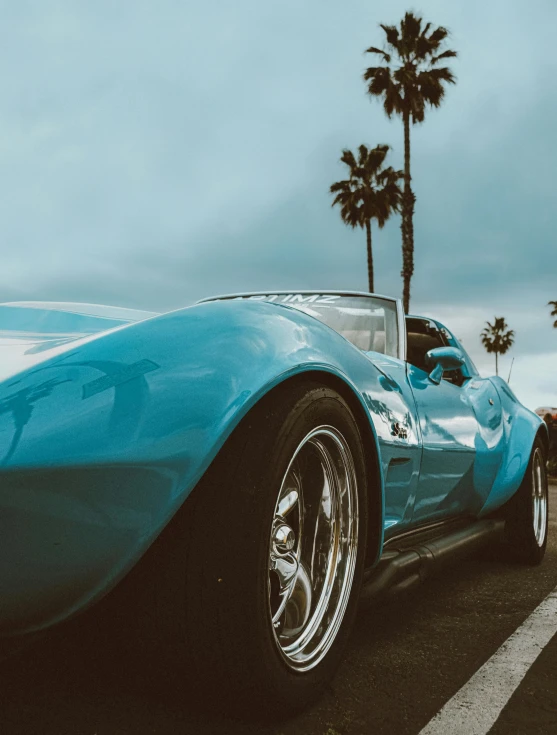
[211,383,369,712]
[505,438,548,565]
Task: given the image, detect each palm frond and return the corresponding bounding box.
[330,144,403,234]
[382,86,401,117]
[364,144,390,174]
[431,49,458,64]
[415,33,432,59]
[481,317,515,356]
[400,11,423,56]
[427,26,449,48]
[416,76,444,109]
[413,23,452,59]
[415,67,456,111]
[548,301,557,327]
[394,64,417,87]
[363,65,389,84]
[329,180,350,194]
[357,144,370,167]
[340,148,358,171]
[364,66,403,117]
[375,172,404,226]
[379,23,400,51]
[377,165,404,187]
[410,95,426,123]
[427,66,457,83]
[364,13,456,128]
[365,46,391,63]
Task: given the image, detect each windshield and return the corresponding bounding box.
[219,293,400,358]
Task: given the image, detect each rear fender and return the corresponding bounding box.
[479,378,546,516]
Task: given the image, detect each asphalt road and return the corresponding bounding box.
[1,482,556,735]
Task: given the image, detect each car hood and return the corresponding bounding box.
[0,302,159,384]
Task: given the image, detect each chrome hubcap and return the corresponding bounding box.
[268,426,359,671]
[532,448,548,547]
[272,523,296,553]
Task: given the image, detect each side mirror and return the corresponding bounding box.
[425,346,465,385]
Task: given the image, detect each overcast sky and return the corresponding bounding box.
[1,0,555,410]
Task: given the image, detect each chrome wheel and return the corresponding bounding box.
[268,425,359,672]
[532,447,548,547]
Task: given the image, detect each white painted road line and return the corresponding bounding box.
[418,585,557,735]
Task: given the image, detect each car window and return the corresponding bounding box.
[406,317,445,370]
[406,317,465,386]
[433,321,479,378]
[214,293,401,358]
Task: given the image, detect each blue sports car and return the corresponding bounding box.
[0,291,549,715]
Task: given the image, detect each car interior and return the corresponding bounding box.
[406,316,466,386]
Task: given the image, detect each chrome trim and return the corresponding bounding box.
[382,516,472,549]
[532,447,548,547]
[395,297,406,362]
[267,425,359,672]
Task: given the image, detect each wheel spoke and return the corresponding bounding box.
[307,458,334,593]
[270,550,299,624]
[267,425,359,671]
[277,486,299,518]
[271,551,299,592]
[532,449,548,547]
[281,562,313,636]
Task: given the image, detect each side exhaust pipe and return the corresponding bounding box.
[360,519,505,606]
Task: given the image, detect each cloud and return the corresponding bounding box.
[0,0,556,409]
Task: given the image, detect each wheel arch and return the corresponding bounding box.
[481,379,550,516]
[536,422,550,459]
[255,369,384,569]
[0,302,391,636]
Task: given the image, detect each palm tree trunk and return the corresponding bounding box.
[495,351,499,376]
[366,219,374,292]
[401,106,415,315]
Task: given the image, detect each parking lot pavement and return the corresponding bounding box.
[1,481,556,735]
[490,625,557,735]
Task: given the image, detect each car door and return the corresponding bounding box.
[461,375,505,505]
[405,317,479,524]
[434,320,506,511]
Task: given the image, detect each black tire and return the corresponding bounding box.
[122,381,369,718]
[503,438,548,565]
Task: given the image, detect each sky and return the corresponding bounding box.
[0,0,555,410]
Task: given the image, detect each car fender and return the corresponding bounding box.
[0,299,411,634]
[478,377,547,516]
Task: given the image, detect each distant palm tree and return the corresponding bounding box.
[364,11,457,313]
[330,144,402,292]
[481,317,515,377]
[548,301,557,327]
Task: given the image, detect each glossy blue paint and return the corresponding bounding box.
[465,377,506,506]
[425,346,466,384]
[478,377,547,516]
[431,318,545,515]
[0,298,544,637]
[0,299,417,635]
[407,314,543,519]
[429,317,480,378]
[406,361,478,523]
[364,353,420,537]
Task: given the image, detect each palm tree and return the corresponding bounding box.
[548,301,557,327]
[481,317,515,377]
[363,12,457,313]
[330,144,402,292]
